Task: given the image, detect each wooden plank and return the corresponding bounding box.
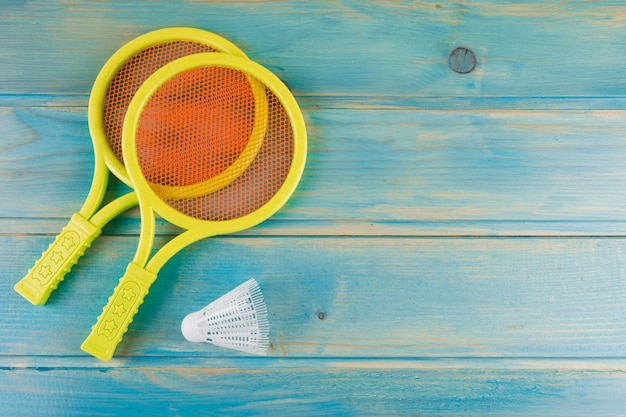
[4,235,626,358]
[3,107,626,235]
[1,361,626,416]
[0,1,625,101]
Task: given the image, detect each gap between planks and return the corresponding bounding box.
[5,218,626,237]
[2,356,626,372]
[3,94,626,111]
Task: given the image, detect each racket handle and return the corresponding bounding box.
[14,213,101,305]
[81,262,157,361]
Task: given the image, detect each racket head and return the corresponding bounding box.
[122,53,307,236]
[88,27,249,186]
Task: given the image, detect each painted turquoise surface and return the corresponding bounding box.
[1,1,626,98]
[1,1,626,415]
[2,365,626,416]
[5,108,626,231]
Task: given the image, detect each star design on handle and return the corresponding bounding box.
[104,319,117,333]
[113,303,127,317]
[62,235,76,251]
[50,251,64,264]
[37,265,52,280]
[122,287,136,301]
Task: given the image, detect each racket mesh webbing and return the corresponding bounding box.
[103,41,217,165]
[136,66,294,221]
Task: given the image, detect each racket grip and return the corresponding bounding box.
[81,262,157,361]
[14,213,101,305]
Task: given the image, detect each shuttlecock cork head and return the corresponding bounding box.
[181,278,269,355]
[181,312,205,343]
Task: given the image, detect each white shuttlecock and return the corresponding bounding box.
[181,278,269,355]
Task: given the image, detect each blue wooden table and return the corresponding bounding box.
[2,1,626,415]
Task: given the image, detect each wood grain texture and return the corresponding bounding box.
[3,235,626,358]
[1,0,626,415]
[2,363,626,416]
[3,107,626,235]
[1,0,625,100]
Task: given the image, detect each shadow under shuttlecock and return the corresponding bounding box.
[181,278,269,355]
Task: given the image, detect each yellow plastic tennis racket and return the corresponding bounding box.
[14,28,254,305]
[81,53,307,361]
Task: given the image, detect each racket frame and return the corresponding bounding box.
[14,28,248,305]
[81,53,307,361]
